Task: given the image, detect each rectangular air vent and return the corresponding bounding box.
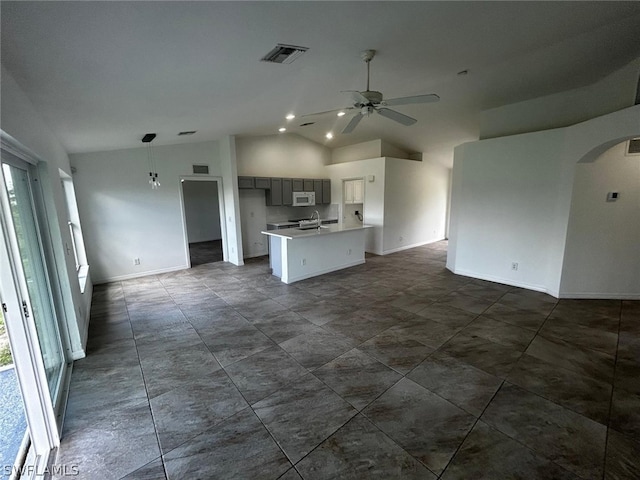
[178,131,197,136]
[628,138,640,155]
[192,164,209,175]
[261,44,309,64]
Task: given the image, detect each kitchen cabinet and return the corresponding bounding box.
[303,179,314,192]
[266,178,283,206]
[238,176,255,189]
[344,179,364,204]
[313,180,323,204]
[282,178,293,205]
[254,177,271,189]
[292,179,304,191]
[322,179,331,204]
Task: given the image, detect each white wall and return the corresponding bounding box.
[383,158,449,254]
[331,139,410,164]
[448,105,640,298]
[235,133,332,256]
[1,64,90,358]
[236,133,330,177]
[239,189,268,258]
[560,142,640,297]
[71,140,243,282]
[327,158,386,254]
[480,57,640,139]
[342,203,364,228]
[183,180,221,243]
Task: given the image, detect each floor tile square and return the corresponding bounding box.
[525,335,615,383]
[507,353,612,424]
[440,332,524,378]
[313,348,402,410]
[224,346,307,404]
[150,370,248,453]
[163,408,290,480]
[481,383,607,480]
[278,326,357,369]
[295,415,436,479]
[609,387,640,442]
[252,374,357,463]
[363,378,476,474]
[460,316,536,350]
[359,330,434,374]
[407,351,502,416]
[605,429,640,480]
[441,421,579,480]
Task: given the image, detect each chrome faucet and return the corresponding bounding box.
[310,210,320,229]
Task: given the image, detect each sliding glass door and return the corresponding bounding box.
[2,162,65,400]
[0,152,68,471]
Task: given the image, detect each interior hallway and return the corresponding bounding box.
[55,242,640,479]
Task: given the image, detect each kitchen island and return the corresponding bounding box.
[262,224,370,284]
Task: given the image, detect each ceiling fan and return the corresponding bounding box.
[303,49,440,134]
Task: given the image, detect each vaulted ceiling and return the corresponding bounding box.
[2,1,640,167]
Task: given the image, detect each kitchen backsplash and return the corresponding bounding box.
[266,204,338,223]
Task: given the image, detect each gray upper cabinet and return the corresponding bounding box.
[238,176,255,189]
[292,178,304,191]
[313,179,323,204]
[282,178,293,205]
[266,178,283,206]
[303,179,314,192]
[322,179,331,204]
[254,177,271,189]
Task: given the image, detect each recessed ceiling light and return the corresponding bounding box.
[278,127,286,133]
[325,132,334,140]
[286,114,295,120]
[337,111,346,117]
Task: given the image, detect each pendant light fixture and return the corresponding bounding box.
[142,133,160,189]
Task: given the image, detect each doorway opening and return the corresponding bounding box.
[342,177,365,227]
[180,177,227,267]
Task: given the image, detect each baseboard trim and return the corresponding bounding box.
[94,264,189,284]
[451,268,554,296]
[558,292,640,300]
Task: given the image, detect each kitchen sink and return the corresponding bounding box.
[297,225,329,231]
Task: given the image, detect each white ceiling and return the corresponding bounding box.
[2,1,640,167]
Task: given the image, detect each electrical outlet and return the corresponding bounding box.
[347,248,352,255]
[133,258,141,266]
[399,236,403,242]
[511,262,519,271]
[301,258,306,266]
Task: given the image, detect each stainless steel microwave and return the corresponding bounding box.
[292,191,316,207]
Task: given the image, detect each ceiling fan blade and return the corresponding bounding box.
[342,114,363,134]
[301,107,352,118]
[376,108,417,126]
[342,90,369,105]
[383,94,440,106]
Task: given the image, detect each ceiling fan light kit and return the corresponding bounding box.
[300,49,440,135]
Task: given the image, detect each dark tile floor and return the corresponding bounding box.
[189,240,223,266]
[54,241,640,479]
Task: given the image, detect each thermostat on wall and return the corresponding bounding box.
[606,192,619,202]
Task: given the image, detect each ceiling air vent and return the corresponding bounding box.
[628,138,640,155]
[192,164,209,175]
[261,44,309,64]
[178,131,197,136]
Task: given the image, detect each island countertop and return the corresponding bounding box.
[261,224,370,240]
